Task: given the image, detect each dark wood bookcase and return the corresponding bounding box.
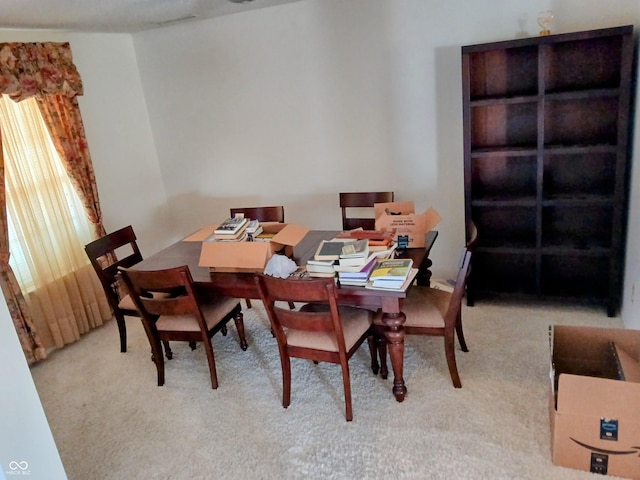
[461,26,635,316]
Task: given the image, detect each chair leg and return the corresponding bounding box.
[233,311,248,351]
[287,301,296,310]
[367,335,379,375]
[455,311,469,352]
[281,350,291,409]
[445,330,462,388]
[114,310,127,353]
[375,326,388,379]
[163,341,173,360]
[188,341,197,351]
[340,361,353,422]
[245,298,252,309]
[150,336,165,387]
[203,339,219,389]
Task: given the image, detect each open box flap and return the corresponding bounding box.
[615,344,640,383]
[199,241,269,270]
[271,224,309,247]
[183,225,216,242]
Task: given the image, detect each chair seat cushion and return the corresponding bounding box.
[287,304,372,352]
[373,287,450,328]
[156,296,239,332]
[117,294,137,311]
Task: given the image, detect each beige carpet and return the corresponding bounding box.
[30,299,624,480]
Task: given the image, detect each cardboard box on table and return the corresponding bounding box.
[189,222,309,273]
[549,325,640,479]
[373,201,441,248]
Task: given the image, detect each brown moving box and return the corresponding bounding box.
[373,201,441,248]
[549,325,640,479]
[196,222,309,273]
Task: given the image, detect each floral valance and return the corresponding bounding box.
[0,42,83,101]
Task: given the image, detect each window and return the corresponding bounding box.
[0,94,94,293]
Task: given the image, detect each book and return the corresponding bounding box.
[247,225,263,241]
[365,268,419,291]
[337,277,369,287]
[212,221,248,241]
[254,230,277,242]
[314,240,353,261]
[336,254,378,279]
[334,229,395,245]
[214,217,248,235]
[306,270,336,278]
[339,239,369,259]
[369,258,413,287]
[245,219,261,234]
[212,231,248,242]
[307,258,337,266]
[306,262,336,274]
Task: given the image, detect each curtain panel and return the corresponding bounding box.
[0,42,109,362]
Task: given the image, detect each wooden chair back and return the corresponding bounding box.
[465,220,478,306]
[466,220,478,250]
[119,265,201,322]
[230,206,285,223]
[444,249,473,326]
[339,191,394,230]
[84,225,143,352]
[256,274,347,349]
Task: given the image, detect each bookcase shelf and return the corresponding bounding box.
[462,25,634,316]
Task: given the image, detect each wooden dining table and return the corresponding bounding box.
[134,229,438,402]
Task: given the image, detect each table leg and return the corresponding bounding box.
[381,310,407,402]
[415,257,433,287]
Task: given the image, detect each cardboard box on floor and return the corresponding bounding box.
[195,222,309,273]
[373,201,441,248]
[549,325,640,479]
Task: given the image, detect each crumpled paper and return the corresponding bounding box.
[263,254,297,278]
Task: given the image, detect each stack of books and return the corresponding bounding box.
[334,229,395,251]
[367,258,415,290]
[245,219,263,241]
[212,217,249,241]
[306,258,337,277]
[335,253,378,286]
[337,239,369,267]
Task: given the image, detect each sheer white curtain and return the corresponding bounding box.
[0,95,110,350]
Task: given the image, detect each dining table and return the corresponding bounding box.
[134,229,438,402]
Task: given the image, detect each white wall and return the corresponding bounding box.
[0,290,67,479]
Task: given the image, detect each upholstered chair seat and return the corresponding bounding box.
[288,305,372,352]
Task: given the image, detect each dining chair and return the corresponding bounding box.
[229,205,294,310]
[465,220,478,306]
[255,273,378,421]
[339,191,394,231]
[230,205,285,224]
[85,225,155,353]
[374,248,472,388]
[119,265,248,389]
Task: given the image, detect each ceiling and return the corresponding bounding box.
[0,0,304,34]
